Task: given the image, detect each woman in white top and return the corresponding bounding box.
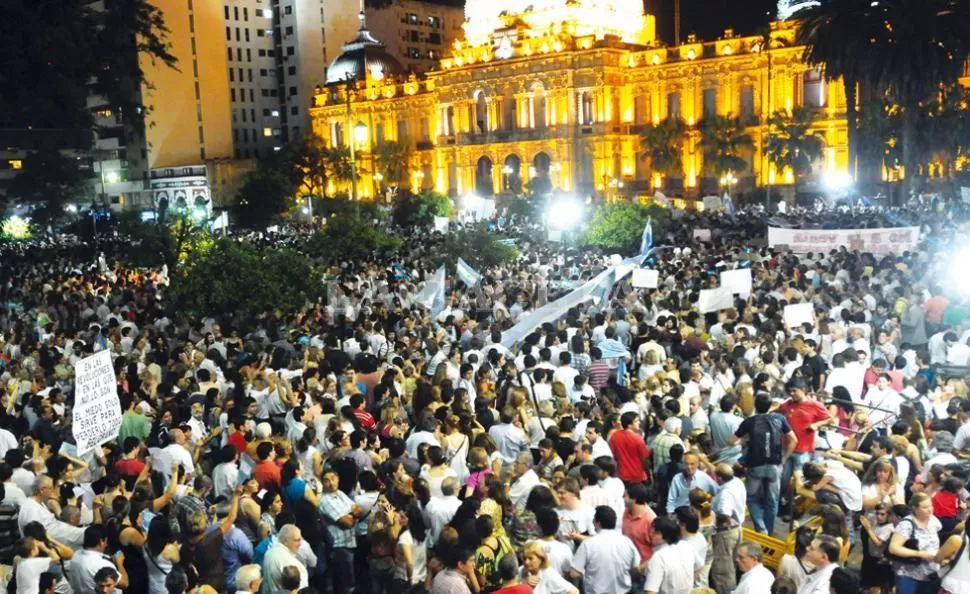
[861,460,905,513]
[521,541,578,594]
[144,515,179,594]
[393,505,430,590]
[418,445,458,498]
[937,522,970,594]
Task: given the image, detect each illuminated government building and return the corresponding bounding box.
[309,0,850,201]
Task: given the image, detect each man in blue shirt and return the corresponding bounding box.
[665,452,719,514]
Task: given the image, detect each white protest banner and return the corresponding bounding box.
[693,229,712,242]
[767,226,919,255]
[632,268,659,289]
[784,303,816,329]
[702,195,722,211]
[698,287,734,313]
[72,350,122,455]
[720,268,752,296]
[433,216,449,233]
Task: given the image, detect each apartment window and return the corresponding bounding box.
[237,48,242,61]
[292,126,299,136]
[227,47,233,61]
[189,15,194,33]
[428,15,442,28]
[258,29,265,36]
[397,120,408,142]
[243,129,249,142]
[194,81,200,100]
[291,106,298,115]
[803,68,826,108]
[243,7,248,20]
[702,88,717,119]
[258,49,266,57]
[242,110,247,123]
[224,6,229,19]
[428,50,439,60]
[231,88,236,102]
[237,67,243,80]
[262,89,270,97]
[229,68,235,82]
[285,5,292,14]
[235,27,240,41]
[253,129,258,141]
[407,13,418,24]
[9,160,22,170]
[263,108,271,116]
[428,33,441,44]
[191,38,196,55]
[246,48,251,61]
[232,110,238,123]
[239,88,245,103]
[225,26,231,41]
[270,89,277,97]
[234,6,239,20]
[260,68,268,76]
[248,69,253,82]
[285,26,293,35]
[667,92,681,119]
[263,127,273,137]
[234,129,239,142]
[245,28,250,42]
[251,109,256,121]
[249,89,254,102]
[289,86,297,96]
[288,65,296,75]
[740,85,755,121]
[286,46,294,56]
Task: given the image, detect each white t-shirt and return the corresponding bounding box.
[393,529,428,585]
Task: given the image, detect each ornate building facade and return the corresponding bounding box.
[309,2,849,201]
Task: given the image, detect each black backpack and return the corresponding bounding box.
[748,413,784,466]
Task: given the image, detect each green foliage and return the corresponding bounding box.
[503,195,541,222]
[392,190,452,226]
[373,141,411,186]
[584,202,669,252]
[233,170,294,229]
[435,224,519,269]
[1,216,35,240]
[698,115,753,177]
[5,149,89,211]
[639,118,687,177]
[766,108,826,181]
[171,238,322,321]
[306,210,402,262]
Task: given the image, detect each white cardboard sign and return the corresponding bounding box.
[698,287,734,313]
[784,302,816,329]
[433,216,449,233]
[693,229,712,242]
[720,268,752,297]
[72,350,122,455]
[632,269,659,289]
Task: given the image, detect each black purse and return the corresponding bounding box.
[887,518,924,565]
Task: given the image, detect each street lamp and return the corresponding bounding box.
[720,172,738,196]
[353,121,368,148]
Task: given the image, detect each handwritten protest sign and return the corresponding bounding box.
[72,350,122,455]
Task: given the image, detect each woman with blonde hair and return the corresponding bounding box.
[862,460,904,511]
[520,541,579,594]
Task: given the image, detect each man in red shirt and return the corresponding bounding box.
[227,416,249,455]
[351,394,376,431]
[777,378,832,514]
[252,441,281,490]
[609,411,649,486]
[622,483,657,574]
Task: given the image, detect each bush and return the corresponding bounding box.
[171,238,322,321]
[392,190,452,226]
[305,214,402,263]
[435,224,519,269]
[584,201,669,252]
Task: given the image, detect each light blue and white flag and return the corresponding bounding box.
[415,265,446,318]
[723,193,736,216]
[639,216,653,256]
[456,258,482,287]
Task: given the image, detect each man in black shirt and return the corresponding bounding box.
[802,339,827,392]
[731,393,797,535]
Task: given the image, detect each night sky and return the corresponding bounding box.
[647,0,778,44]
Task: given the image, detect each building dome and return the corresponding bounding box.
[326,13,406,85]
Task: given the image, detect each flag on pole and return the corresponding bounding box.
[723,193,736,216]
[639,216,653,256]
[415,265,447,318]
[456,258,482,287]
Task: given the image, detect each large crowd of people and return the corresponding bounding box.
[2,197,970,594]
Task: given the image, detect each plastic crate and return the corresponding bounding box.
[742,528,788,570]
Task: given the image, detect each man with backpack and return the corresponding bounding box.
[730,392,798,534]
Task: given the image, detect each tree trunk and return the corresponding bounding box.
[843,76,858,182]
[902,99,918,205]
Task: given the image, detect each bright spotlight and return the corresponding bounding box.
[301,207,310,215]
[547,197,583,230]
[461,194,481,210]
[823,171,853,192]
[105,171,120,184]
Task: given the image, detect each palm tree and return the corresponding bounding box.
[323,147,355,189]
[875,0,970,194]
[765,107,826,192]
[796,0,885,181]
[638,118,687,181]
[697,115,753,177]
[373,141,411,186]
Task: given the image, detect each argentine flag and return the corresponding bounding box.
[639,216,653,256]
[456,258,482,287]
[415,265,447,318]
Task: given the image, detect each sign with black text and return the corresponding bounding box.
[72,350,122,455]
